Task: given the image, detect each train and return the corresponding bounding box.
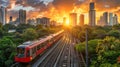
[15,30,64,63]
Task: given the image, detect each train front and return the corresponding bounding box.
[15,45,32,63]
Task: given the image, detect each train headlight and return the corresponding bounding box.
[30,56,32,60]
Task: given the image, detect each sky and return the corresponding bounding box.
[0,0,120,24]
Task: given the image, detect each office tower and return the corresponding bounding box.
[27,19,36,26]
[97,16,104,26]
[69,13,77,26]
[103,12,108,26]
[19,9,26,24]
[113,14,118,25]
[9,16,13,22]
[40,17,50,27]
[109,13,113,26]
[36,18,41,24]
[0,6,7,25]
[79,14,84,26]
[9,16,13,24]
[89,2,96,26]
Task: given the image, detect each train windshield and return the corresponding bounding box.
[17,47,25,58]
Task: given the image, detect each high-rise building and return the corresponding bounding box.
[89,2,96,26]
[69,13,77,26]
[97,16,104,26]
[103,12,108,26]
[109,13,113,26]
[0,6,7,25]
[113,14,118,25]
[9,16,13,22]
[36,18,41,24]
[9,16,13,24]
[79,14,84,26]
[27,19,36,26]
[19,9,26,24]
[36,17,50,26]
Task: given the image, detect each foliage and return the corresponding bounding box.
[73,25,120,67]
[22,28,38,41]
[75,39,101,53]
[0,37,16,67]
[2,24,16,32]
[108,30,120,38]
[16,24,35,33]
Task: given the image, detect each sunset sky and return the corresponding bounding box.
[0,0,120,24]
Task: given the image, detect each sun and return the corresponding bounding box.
[63,18,70,27]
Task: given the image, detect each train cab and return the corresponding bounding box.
[15,42,32,63]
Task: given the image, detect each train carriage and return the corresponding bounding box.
[15,30,64,63]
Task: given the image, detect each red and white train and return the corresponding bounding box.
[15,30,64,63]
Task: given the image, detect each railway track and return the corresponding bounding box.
[37,35,68,67]
[33,33,85,67]
[12,33,86,67]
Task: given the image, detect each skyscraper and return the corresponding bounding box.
[0,6,7,25]
[19,9,26,24]
[113,14,118,25]
[89,2,96,26]
[69,13,77,26]
[103,12,108,26]
[109,13,113,26]
[9,16,13,22]
[79,14,84,26]
[9,16,13,24]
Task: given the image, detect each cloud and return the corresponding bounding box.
[1,0,120,23]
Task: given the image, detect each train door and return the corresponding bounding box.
[31,47,37,59]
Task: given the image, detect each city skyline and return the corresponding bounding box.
[0,0,120,25]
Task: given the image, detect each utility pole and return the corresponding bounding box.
[86,29,89,67]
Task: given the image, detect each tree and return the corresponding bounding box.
[2,24,16,32]
[22,28,38,41]
[0,37,16,67]
[16,24,35,33]
[108,30,120,38]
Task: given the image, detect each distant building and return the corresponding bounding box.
[113,14,118,25]
[40,17,50,26]
[36,17,50,26]
[0,6,7,25]
[19,9,26,24]
[97,12,119,26]
[36,18,41,25]
[89,2,96,26]
[14,18,19,26]
[9,16,13,24]
[69,13,77,26]
[97,16,104,26]
[103,12,108,26]
[79,14,84,26]
[27,19,36,26]
[109,13,113,26]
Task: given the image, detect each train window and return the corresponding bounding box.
[37,44,41,50]
[27,50,30,57]
[32,47,37,54]
[17,47,25,58]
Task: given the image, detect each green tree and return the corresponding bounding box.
[22,28,38,41]
[108,30,120,38]
[2,24,16,32]
[0,37,16,67]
